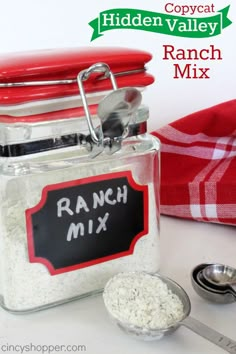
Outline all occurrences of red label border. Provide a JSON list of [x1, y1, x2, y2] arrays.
[[25, 171, 149, 275]]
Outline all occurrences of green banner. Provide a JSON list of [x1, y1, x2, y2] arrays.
[[89, 6, 232, 41]]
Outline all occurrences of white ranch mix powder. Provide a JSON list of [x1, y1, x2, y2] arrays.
[[103, 272, 184, 330]]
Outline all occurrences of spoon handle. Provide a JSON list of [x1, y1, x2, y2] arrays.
[[181, 316, 236, 354]]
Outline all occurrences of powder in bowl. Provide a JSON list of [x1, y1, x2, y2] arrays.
[[103, 272, 184, 330]]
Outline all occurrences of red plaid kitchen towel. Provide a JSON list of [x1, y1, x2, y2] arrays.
[[152, 99, 236, 225]]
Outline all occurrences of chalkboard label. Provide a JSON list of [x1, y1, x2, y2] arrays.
[[26, 171, 149, 275]]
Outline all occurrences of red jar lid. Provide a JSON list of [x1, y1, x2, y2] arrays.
[[0, 47, 154, 105]]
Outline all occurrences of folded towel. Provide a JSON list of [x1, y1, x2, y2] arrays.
[[152, 100, 236, 225]]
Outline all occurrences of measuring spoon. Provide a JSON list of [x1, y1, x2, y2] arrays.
[[191, 264, 236, 303], [203, 264, 236, 295], [104, 272, 236, 353], [197, 269, 236, 299]]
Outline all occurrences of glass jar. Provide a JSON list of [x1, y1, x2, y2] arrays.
[[0, 55, 160, 313]]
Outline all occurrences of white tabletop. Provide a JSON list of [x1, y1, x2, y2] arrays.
[[0, 216, 236, 354]]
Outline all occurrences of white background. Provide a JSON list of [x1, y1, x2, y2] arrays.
[[0, 0, 235, 130], [0, 2, 236, 354]]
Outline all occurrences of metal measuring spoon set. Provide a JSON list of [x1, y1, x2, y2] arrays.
[[191, 263, 236, 304]]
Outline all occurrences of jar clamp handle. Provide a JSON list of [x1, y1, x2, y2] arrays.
[[77, 62, 118, 146]]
